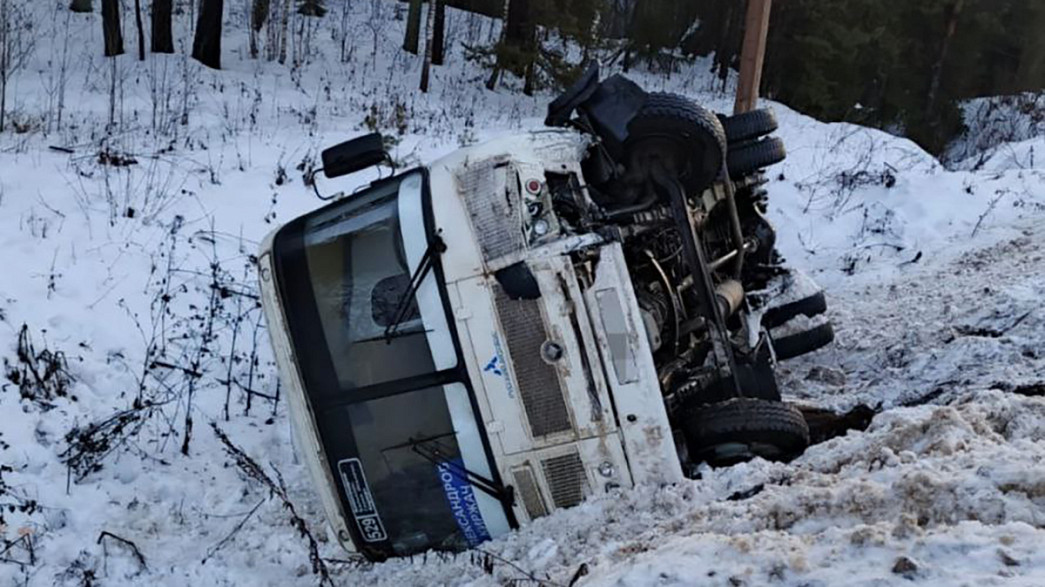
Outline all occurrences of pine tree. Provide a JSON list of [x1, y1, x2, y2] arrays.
[[627, 0, 697, 69], [481, 0, 608, 92]]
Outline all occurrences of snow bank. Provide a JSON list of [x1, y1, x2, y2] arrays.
[[763, 104, 1045, 290], [946, 93, 1045, 169], [343, 385, 1045, 586]]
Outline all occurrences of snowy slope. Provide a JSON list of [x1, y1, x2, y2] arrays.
[[946, 93, 1045, 169], [1, 3, 1044, 586]]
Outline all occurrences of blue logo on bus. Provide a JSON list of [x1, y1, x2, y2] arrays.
[[483, 355, 503, 376], [486, 333, 516, 398]]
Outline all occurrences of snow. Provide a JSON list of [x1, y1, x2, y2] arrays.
[[762, 104, 1045, 292], [946, 92, 1045, 169], [1, 3, 1044, 586]]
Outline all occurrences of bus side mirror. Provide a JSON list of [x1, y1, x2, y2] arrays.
[[321, 133, 388, 179]]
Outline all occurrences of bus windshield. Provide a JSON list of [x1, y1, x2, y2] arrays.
[[272, 171, 510, 557]]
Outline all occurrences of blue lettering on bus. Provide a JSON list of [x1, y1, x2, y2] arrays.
[[437, 459, 492, 547]]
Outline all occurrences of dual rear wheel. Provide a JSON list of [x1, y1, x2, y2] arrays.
[[626, 95, 826, 468], [679, 398, 810, 466]]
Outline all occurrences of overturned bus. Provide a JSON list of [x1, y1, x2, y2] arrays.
[[258, 67, 834, 561]]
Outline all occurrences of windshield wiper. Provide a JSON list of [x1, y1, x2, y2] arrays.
[[384, 233, 446, 344], [408, 436, 515, 507]]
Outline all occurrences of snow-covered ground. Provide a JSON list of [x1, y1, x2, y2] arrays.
[[946, 93, 1045, 170], [1, 3, 1044, 586]]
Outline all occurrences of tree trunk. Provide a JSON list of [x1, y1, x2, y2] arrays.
[[682, 0, 717, 55], [101, 0, 124, 57], [133, 0, 145, 60], [504, 0, 536, 90], [404, 0, 422, 54], [107, 55, 118, 128], [432, 0, 446, 65], [485, 0, 511, 90], [250, 0, 270, 59], [926, 0, 964, 114], [265, 0, 279, 60], [420, 0, 436, 92], [192, 0, 224, 69], [69, 0, 93, 13], [720, 3, 738, 87], [504, 0, 532, 46], [1014, 6, 1045, 92], [278, 0, 290, 64], [151, 0, 173, 53], [0, 68, 6, 134], [714, 0, 744, 89], [0, 0, 7, 133], [339, 0, 350, 62], [523, 59, 535, 96], [606, 0, 636, 39]]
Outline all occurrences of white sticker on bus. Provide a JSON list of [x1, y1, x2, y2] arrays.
[[337, 458, 388, 543]]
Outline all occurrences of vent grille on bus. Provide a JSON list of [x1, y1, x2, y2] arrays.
[[541, 452, 588, 510], [512, 467, 548, 520], [458, 162, 525, 261], [493, 286, 572, 437]]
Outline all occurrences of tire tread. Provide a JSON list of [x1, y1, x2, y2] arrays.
[[721, 109, 778, 143], [772, 321, 835, 361], [727, 136, 787, 178]]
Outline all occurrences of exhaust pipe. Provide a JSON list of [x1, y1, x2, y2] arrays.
[[715, 280, 744, 318]]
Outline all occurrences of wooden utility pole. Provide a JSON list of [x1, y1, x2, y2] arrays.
[[734, 0, 772, 114]]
